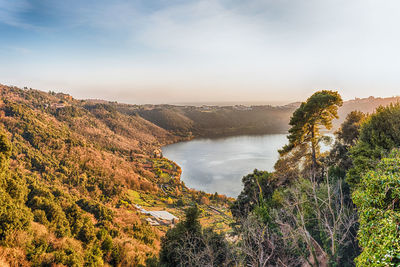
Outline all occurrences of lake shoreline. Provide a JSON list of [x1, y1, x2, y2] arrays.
[[162, 133, 334, 197], [162, 134, 290, 197]]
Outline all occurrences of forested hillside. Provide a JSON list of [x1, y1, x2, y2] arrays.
[[135, 105, 294, 137], [114, 96, 400, 138], [0, 85, 232, 266], [2, 85, 400, 266]]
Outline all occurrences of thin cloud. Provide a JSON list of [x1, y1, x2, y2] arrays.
[[0, 0, 31, 28]]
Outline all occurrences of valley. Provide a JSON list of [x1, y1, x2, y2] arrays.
[[1, 84, 400, 266]]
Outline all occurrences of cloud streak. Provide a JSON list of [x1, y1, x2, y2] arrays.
[[0, 0, 32, 28]]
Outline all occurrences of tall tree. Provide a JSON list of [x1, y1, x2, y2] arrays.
[[230, 170, 274, 220], [280, 90, 343, 175], [159, 205, 231, 267], [336, 111, 366, 147], [329, 111, 366, 174]]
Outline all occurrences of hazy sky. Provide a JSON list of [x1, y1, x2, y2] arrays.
[[1, 0, 400, 104]]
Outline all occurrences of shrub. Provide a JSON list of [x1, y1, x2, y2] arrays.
[[353, 150, 400, 266], [347, 104, 400, 188], [0, 190, 32, 242], [76, 199, 114, 222]]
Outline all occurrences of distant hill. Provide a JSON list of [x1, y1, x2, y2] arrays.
[[116, 104, 295, 137], [335, 96, 400, 128], [114, 96, 400, 137]]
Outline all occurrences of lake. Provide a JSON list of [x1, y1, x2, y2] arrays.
[[163, 134, 335, 197], [162, 134, 289, 197]]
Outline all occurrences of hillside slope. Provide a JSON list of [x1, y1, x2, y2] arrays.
[[118, 104, 295, 137], [0, 85, 232, 266]]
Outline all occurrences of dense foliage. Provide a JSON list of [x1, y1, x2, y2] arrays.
[[159, 206, 231, 267], [0, 85, 232, 266], [347, 104, 400, 188], [230, 170, 274, 220], [353, 150, 400, 266], [329, 111, 366, 174]]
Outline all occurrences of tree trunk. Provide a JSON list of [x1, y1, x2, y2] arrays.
[[311, 124, 317, 177]]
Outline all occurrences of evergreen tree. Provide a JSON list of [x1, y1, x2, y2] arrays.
[[159, 205, 230, 267], [280, 90, 343, 175]]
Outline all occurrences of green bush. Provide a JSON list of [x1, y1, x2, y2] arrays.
[[33, 209, 49, 225], [0, 189, 32, 241], [76, 199, 114, 222], [353, 150, 400, 266], [85, 245, 104, 266], [347, 104, 400, 188], [28, 195, 71, 237], [77, 217, 97, 244]]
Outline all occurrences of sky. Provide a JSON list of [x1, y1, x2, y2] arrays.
[[1, 0, 400, 105]]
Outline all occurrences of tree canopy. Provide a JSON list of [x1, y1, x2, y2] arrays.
[[230, 170, 274, 220], [159, 205, 230, 267], [328, 111, 366, 175], [347, 103, 400, 188], [278, 90, 343, 177]]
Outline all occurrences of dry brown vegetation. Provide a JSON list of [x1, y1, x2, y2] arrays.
[[0, 85, 233, 266]]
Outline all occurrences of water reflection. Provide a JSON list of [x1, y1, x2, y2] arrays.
[[162, 134, 333, 197]]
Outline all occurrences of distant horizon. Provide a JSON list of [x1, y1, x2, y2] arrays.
[[5, 79, 400, 106], [4, 82, 400, 107]]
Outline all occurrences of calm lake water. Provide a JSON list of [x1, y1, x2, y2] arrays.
[[162, 134, 288, 197], [163, 134, 334, 197]]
